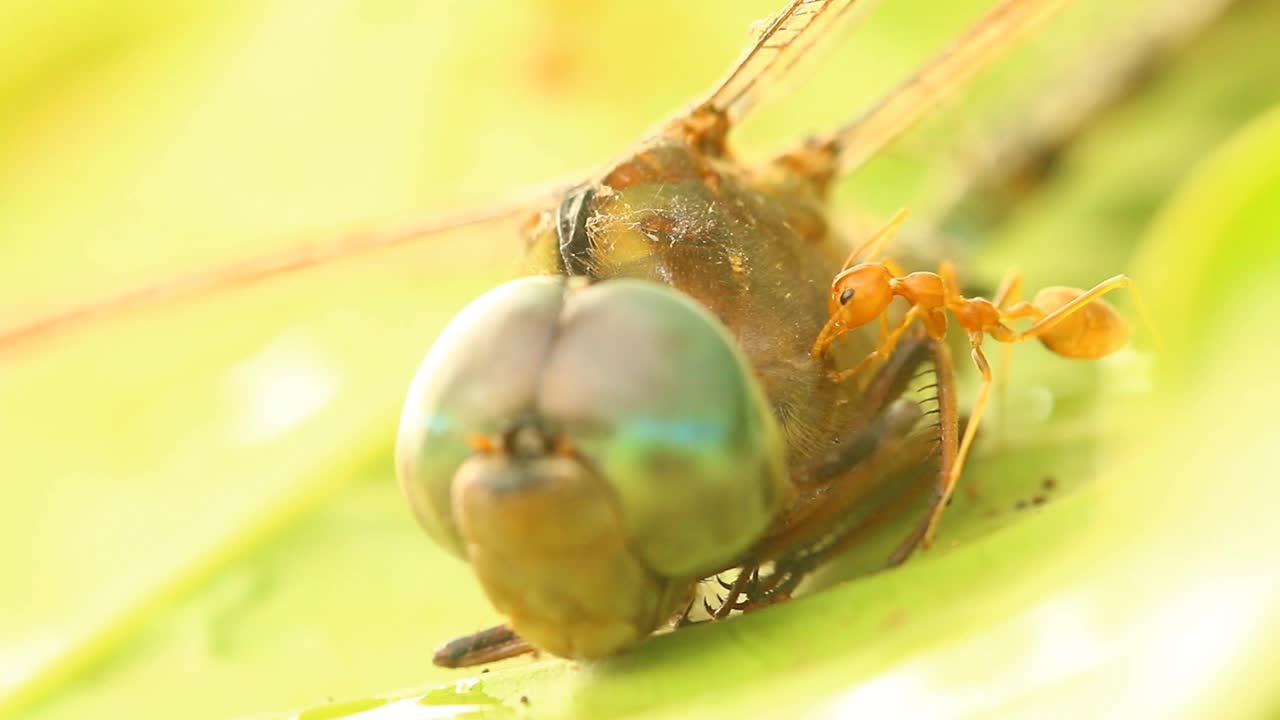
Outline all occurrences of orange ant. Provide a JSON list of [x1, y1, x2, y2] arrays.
[[811, 209, 1156, 547]]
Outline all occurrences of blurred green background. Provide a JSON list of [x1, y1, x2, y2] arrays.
[[1, 1, 1278, 718]]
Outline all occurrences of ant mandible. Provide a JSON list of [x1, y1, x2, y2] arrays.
[[811, 209, 1156, 548]]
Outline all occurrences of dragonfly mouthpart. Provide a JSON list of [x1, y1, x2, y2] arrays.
[[503, 420, 553, 459]]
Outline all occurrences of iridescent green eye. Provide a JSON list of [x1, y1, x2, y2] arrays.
[[540, 279, 790, 576], [394, 276, 569, 559], [394, 276, 790, 657], [395, 276, 789, 575]]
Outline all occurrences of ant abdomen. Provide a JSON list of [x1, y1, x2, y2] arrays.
[[1032, 286, 1129, 359]]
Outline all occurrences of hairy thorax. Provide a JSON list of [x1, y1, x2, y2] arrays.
[[524, 135, 879, 466]]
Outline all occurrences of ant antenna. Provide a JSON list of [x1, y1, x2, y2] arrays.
[[841, 208, 909, 271]]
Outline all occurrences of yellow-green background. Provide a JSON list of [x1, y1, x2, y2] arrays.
[[2, 1, 1278, 718]]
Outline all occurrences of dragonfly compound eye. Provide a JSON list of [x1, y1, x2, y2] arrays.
[[395, 276, 790, 658]]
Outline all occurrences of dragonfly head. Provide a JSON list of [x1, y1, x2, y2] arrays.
[[396, 276, 790, 658]]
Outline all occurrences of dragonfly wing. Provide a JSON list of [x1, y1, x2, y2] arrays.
[[0, 197, 557, 352], [699, 0, 879, 124], [818, 0, 1074, 175]]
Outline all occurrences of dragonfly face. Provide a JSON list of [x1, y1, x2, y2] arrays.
[[396, 276, 789, 658]]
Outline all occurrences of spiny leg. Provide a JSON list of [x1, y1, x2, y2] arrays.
[[753, 336, 938, 556], [762, 424, 940, 584], [707, 563, 806, 616], [745, 338, 961, 588], [674, 589, 703, 628], [924, 331, 993, 547], [775, 353, 959, 573], [709, 566, 759, 620], [885, 338, 960, 566], [783, 341, 960, 572]]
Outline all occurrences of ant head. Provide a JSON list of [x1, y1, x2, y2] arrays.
[[829, 263, 894, 329]]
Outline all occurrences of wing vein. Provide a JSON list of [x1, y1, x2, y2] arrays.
[[823, 0, 1074, 175], [0, 198, 548, 351], [702, 0, 877, 123]]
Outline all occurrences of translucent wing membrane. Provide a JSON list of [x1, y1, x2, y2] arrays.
[[817, 0, 1073, 175], [932, 0, 1238, 219], [700, 0, 876, 122], [0, 200, 545, 352], [0, 0, 1071, 353]]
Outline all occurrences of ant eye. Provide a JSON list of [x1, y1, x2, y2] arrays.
[[839, 289, 855, 305]]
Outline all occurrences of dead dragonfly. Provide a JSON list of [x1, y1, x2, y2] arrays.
[[3, 0, 1171, 670]]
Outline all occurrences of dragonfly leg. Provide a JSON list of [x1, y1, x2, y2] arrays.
[[432, 624, 537, 669], [923, 332, 992, 547], [753, 335, 956, 564], [708, 566, 759, 620]]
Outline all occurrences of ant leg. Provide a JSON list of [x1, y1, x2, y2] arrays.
[[883, 257, 909, 278], [993, 269, 1024, 309], [1017, 274, 1128, 339], [923, 331, 993, 547], [1001, 302, 1042, 321], [433, 624, 536, 668], [870, 259, 909, 346], [991, 269, 1025, 455], [997, 271, 1042, 323], [985, 339, 1015, 463], [938, 260, 961, 297], [831, 306, 925, 382], [1015, 274, 1160, 348]]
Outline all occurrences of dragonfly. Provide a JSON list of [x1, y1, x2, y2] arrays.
[[0, 0, 1245, 710]]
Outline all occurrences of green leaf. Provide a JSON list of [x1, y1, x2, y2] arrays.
[[2, 2, 1278, 719]]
